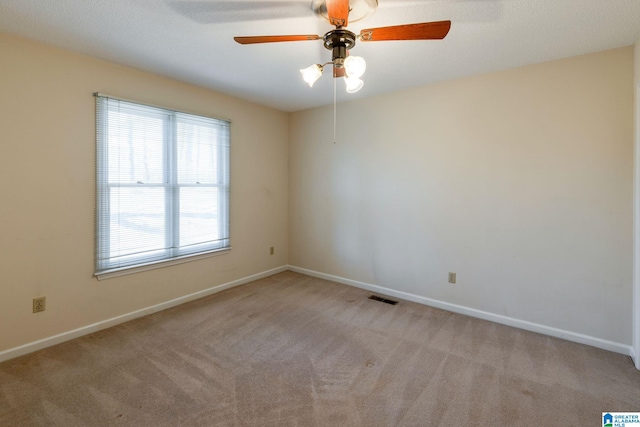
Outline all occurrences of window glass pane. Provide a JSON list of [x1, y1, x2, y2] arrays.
[[108, 108, 165, 184], [176, 118, 219, 184], [109, 187, 166, 260], [179, 187, 220, 248]]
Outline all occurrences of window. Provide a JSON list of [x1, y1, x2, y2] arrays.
[[95, 94, 230, 278]]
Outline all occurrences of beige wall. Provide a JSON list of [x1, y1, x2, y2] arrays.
[[290, 47, 634, 344], [0, 30, 634, 357], [0, 33, 289, 353]]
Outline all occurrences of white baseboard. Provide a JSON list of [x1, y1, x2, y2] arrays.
[[0, 266, 289, 363], [289, 265, 632, 357], [2, 265, 632, 364], [632, 346, 640, 369]]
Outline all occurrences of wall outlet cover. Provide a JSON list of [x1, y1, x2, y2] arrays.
[[33, 297, 46, 313]]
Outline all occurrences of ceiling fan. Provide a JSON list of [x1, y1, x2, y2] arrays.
[[234, 0, 451, 93]]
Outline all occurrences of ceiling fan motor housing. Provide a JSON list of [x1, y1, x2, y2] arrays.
[[312, 0, 379, 24], [323, 29, 356, 67]]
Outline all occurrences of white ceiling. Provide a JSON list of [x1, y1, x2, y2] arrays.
[[0, 0, 639, 112]]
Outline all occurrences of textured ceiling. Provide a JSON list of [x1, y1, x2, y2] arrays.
[[0, 0, 639, 112]]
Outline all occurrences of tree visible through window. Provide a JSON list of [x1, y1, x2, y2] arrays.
[[95, 94, 230, 276]]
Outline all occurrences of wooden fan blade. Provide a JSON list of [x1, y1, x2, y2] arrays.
[[359, 20, 451, 42], [326, 0, 349, 27], [234, 34, 320, 44]]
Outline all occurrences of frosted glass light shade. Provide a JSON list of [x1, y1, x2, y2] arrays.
[[300, 64, 323, 87], [344, 76, 364, 93], [344, 56, 366, 78]]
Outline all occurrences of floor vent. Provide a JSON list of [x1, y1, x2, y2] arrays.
[[369, 295, 399, 305]]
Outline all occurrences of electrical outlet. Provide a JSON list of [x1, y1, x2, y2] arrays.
[[270, 246, 274, 255], [33, 297, 46, 313], [448, 272, 456, 284]]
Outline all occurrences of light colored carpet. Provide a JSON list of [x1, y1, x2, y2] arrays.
[[1, 271, 638, 426]]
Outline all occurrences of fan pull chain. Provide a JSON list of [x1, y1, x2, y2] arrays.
[[333, 73, 337, 144]]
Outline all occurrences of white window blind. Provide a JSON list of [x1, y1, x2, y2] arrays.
[[95, 94, 230, 276]]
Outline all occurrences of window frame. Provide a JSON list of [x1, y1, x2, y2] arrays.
[[94, 94, 230, 280]]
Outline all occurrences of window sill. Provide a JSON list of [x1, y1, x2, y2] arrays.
[[94, 248, 231, 281]]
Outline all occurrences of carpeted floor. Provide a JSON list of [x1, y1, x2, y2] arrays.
[[1, 271, 638, 426]]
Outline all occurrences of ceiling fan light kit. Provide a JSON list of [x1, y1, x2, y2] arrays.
[[344, 76, 364, 93], [299, 61, 366, 92], [235, 0, 450, 94], [300, 64, 324, 87], [343, 55, 366, 78], [342, 55, 366, 93]]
